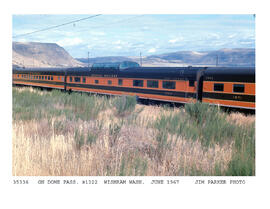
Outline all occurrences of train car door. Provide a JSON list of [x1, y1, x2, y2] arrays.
[[64, 71, 67, 91], [196, 68, 206, 102]]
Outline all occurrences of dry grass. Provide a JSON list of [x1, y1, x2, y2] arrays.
[[12, 113, 233, 176], [227, 112, 255, 126], [12, 87, 255, 176]]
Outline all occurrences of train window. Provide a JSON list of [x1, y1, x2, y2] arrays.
[[95, 80, 99, 84], [62, 77, 64, 81], [118, 79, 123, 86], [162, 81, 176, 89], [17, 75, 19, 78], [83, 77, 86, 83], [74, 77, 81, 82], [39, 76, 41, 79], [45, 76, 47, 80], [58, 76, 60, 80], [133, 80, 143, 87], [51, 76, 53, 80], [233, 84, 245, 93], [42, 76, 44, 80], [214, 83, 224, 91], [147, 80, 159, 88], [70, 77, 73, 82], [189, 80, 195, 87], [108, 80, 112, 85]]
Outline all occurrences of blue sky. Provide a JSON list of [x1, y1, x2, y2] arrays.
[[12, 14, 255, 58]]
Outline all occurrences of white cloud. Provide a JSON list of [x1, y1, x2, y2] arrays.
[[89, 31, 105, 36], [168, 37, 184, 44], [228, 33, 237, 39], [57, 37, 82, 46], [113, 40, 122, 45], [16, 38, 27, 42], [148, 48, 156, 53], [169, 39, 178, 44], [240, 41, 254, 45], [87, 44, 93, 49], [207, 33, 220, 40], [141, 26, 149, 31]]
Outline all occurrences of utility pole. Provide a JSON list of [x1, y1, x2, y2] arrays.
[[216, 55, 218, 67], [88, 51, 90, 68], [140, 52, 142, 67]]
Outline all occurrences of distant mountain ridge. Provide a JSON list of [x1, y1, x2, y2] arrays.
[[12, 42, 83, 68], [12, 41, 255, 68], [77, 48, 255, 67]]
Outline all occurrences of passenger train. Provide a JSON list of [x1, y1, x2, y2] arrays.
[[12, 61, 255, 110]]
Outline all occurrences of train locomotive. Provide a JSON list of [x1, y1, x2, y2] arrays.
[[12, 61, 255, 110]]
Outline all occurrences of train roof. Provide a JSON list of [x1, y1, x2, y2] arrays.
[[12, 66, 255, 82], [204, 67, 255, 82], [92, 61, 140, 70], [13, 67, 66, 73], [65, 66, 204, 79], [121, 66, 202, 73], [205, 67, 255, 75]]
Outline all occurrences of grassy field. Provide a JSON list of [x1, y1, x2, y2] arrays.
[[12, 86, 255, 176]]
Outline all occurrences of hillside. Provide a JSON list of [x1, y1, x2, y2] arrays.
[[77, 48, 255, 67], [12, 42, 83, 68], [148, 48, 255, 66], [13, 42, 255, 68]]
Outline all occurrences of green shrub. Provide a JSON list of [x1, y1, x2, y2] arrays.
[[86, 131, 97, 146], [226, 122, 255, 176], [113, 95, 137, 117], [118, 153, 148, 176], [74, 128, 85, 149], [74, 128, 98, 149]]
